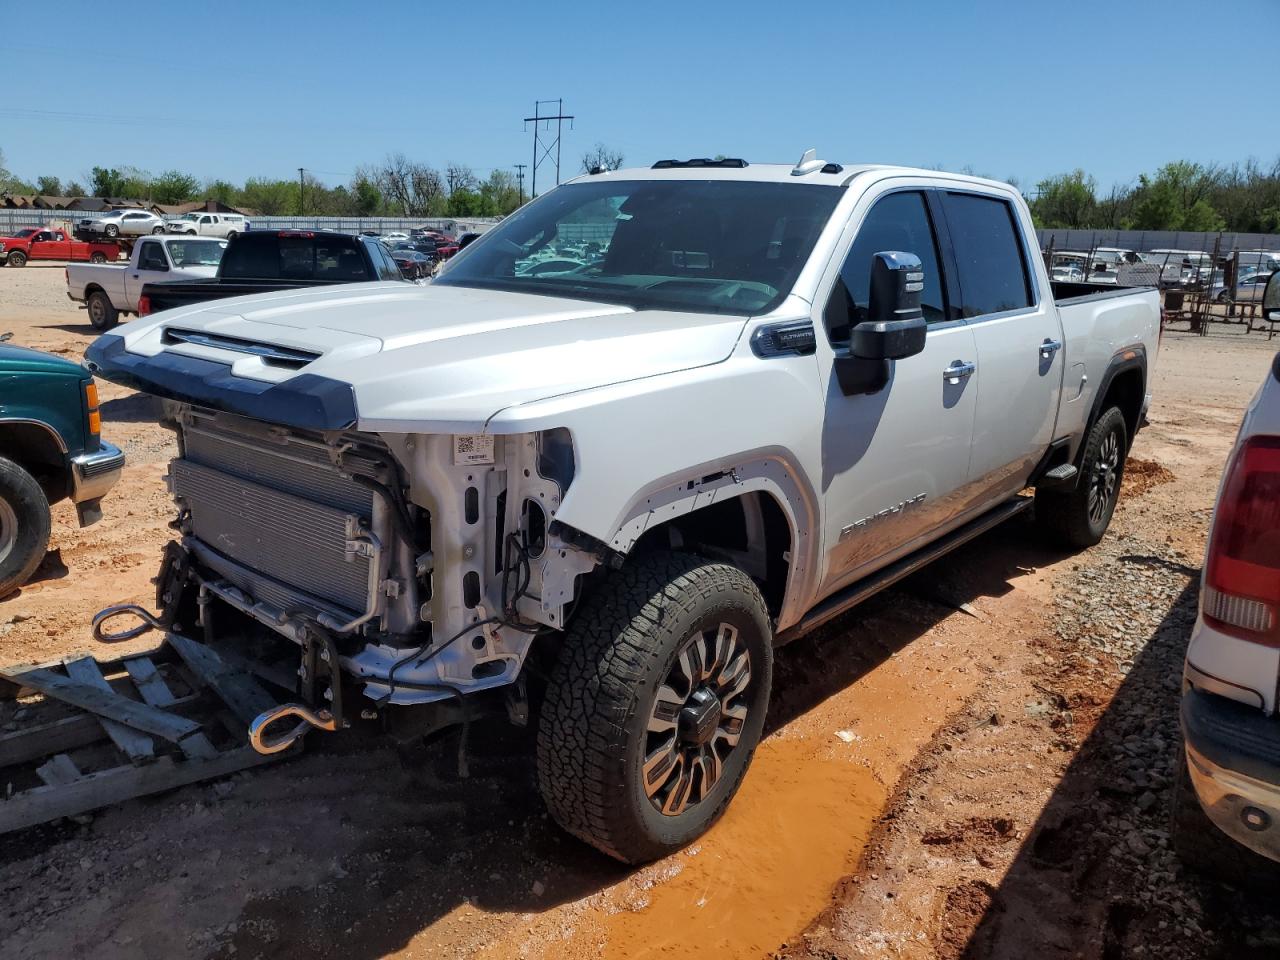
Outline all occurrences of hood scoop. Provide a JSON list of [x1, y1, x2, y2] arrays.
[[162, 328, 321, 370]]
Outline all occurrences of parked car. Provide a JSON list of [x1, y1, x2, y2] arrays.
[[0, 228, 121, 268], [78, 209, 166, 239], [379, 232, 411, 247], [1176, 272, 1280, 872], [137, 230, 408, 315], [67, 235, 227, 330], [1211, 271, 1273, 303], [0, 339, 124, 595], [86, 157, 1159, 864], [164, 212, 249, 239], [389, 248, 434, 280]]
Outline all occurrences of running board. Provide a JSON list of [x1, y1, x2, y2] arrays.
[[776, 496, 1034, 645]]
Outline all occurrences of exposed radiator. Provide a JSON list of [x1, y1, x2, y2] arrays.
[[172, 425, 377, 615]]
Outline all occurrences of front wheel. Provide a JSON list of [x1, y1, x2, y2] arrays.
[[1037, 406, 1128, 548], [0, 456, 51, 598], [7, 251, 26, 268], [224, 230, 237, 239], [104, 224, 119, 238], [536, 552, 773, 863], [151, 226, 164, 235]]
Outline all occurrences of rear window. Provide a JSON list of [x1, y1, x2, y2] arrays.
[[218, 234, 369, 280], [940, 192, 1034, 317]]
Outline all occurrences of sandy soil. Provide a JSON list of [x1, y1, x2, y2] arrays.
[[1, 263, 1277, 959]]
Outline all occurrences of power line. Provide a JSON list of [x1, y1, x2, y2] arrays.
[[523, 100, 574, 199]]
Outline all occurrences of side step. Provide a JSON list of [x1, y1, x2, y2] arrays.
[[776, 496, 1034, 644], [1037, 463, 1079, 489], [0, 634, 300, 834]]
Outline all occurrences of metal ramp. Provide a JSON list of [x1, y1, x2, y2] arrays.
[[0, 634, 298, 834]]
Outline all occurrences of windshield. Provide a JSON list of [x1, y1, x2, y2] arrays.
[[435, 179, 842, 314], [167, 239, 226, 267]]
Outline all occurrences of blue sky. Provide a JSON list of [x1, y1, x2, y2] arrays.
[[2, 0, 1277, 194]]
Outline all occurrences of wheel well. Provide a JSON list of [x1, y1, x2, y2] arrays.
[[1098, 366, 1144, 448], [0, 422, 68, 503], [85, 284, 105, 298], [629, 492, 793, 616]]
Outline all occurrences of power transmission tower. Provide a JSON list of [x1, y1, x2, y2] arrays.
[[523, 99, 574, 199], [514, 164, 527, 205]]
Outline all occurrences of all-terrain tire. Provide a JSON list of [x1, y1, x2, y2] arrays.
[[87, 290, 120, 331], [536, 552, 773, 863], [0, 455, 51, 598], [1037, 406, 1128, 548], [7, 250, 27, 268], [1170, 749, 1280, 883]]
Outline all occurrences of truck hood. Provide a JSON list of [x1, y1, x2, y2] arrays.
[[86, 281, 749, 432]]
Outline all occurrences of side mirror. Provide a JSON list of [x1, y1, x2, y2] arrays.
[[1265, 272, 1280, 323], [835, 251, 928, 396]]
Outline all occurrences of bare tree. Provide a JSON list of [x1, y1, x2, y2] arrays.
[[581, 143, 624, 173], [377, 153, 446, 217], [445, 163, 478, 195]]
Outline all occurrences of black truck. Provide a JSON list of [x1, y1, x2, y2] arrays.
[[140, 230, 408, 315]]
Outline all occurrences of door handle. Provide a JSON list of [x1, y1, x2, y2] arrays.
[[943, 360, 976, 382], [1040, 338, 1063, 359]]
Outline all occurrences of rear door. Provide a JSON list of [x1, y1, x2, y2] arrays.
[[937, 189, 1064, 503], [817, 185, 980, 595]]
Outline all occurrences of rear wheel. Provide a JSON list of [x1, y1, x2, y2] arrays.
[[87, 290, 120, 331], [225, 230, 238, 239], [89, 252, 107, 264], [1037, 406, 1127, 548], [0, 456, 51, 598], [104, 224, 119, 238], [536, 552, 772, 863], [7, 250, 27, 268]]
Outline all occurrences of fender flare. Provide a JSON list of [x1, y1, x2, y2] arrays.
[[604, 454, 820, 632], [1084, 345, 1147, 450]]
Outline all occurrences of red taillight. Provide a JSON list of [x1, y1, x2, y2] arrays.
[[138, 294, 151, 316], [1204, 435, 1280, 647]]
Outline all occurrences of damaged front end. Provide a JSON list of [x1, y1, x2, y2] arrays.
[[96, 402, 602, 754]]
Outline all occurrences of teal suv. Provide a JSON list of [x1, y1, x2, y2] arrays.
[[0, 340, 124, 596]]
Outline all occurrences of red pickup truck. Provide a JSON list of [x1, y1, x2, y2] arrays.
[[0, 228, 121, 268]]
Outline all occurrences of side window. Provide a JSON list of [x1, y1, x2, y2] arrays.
[[824, 190, 947, 343], [139, 242, 168, 270], [378, 245, 403, 281], [939, 192, 1033, 318]]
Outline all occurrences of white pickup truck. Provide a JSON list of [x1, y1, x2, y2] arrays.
[[86, 155, 1160, 862], [66, 235, 227, 331]]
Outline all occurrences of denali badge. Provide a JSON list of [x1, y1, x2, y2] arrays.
[[839, 493, 927, 541]]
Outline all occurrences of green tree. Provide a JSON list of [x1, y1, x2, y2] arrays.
[[35, 175, 63, 196], [1030, 170, 1096, 228], [446, 188, 484, 217], [1130, 161, 1225, 231], [0, 148, 35, 194], [65, 181, 85, 197], [351, 170, 384, 216], [478, 170, 522, 216], [239, 178, 297, 215], [150, 169, 199, 205], [203, 179, 239, 205]]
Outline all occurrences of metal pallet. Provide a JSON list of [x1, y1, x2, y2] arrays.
[[0, 634, 297, 834]]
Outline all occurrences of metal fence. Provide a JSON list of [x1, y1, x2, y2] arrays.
[[1036, 229, 1280, 255], [0, 209, 499, 235]]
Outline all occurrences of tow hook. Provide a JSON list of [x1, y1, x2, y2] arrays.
[[249, 703, 339, 755], [93, 603, 169, 642]]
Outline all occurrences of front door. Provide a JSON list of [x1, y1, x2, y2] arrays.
[[817, 187, 979, 596], [936, 189, 1064, 502], [129, 240, 171, 301]]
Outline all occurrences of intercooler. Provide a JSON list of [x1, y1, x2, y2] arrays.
[[171, 423, 379, 619]]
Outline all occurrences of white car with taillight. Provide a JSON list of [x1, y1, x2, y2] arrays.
[[1178, 272, 1280, 868]]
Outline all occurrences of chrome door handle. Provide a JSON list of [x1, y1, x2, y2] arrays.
[[1040, 338, 1063, 358], [943, 360, 976, 381]]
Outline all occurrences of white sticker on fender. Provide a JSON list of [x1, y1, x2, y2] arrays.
[[452, 434, 495, 466]]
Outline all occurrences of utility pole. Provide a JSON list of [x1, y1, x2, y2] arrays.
[[514, 164, 527, 205], [297, 167, 305, 216], [523, 99, 574, 199]]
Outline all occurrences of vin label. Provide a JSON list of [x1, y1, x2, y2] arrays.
[[452, 434, 495, 466]]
